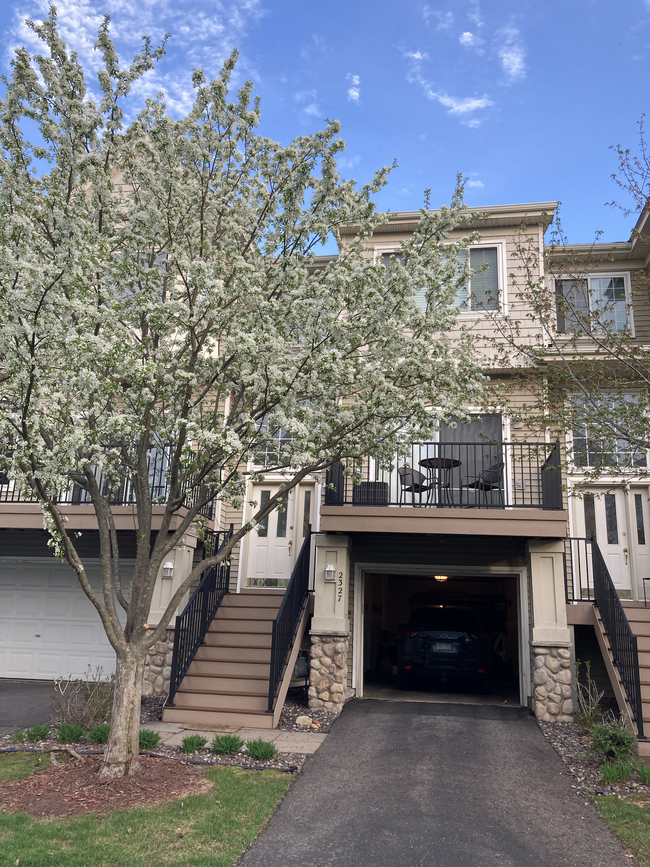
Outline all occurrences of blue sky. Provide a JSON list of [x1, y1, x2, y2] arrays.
[[1, 0, 649, 245]]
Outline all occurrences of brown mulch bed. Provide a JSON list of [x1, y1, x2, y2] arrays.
[[0, 755, 209, 818]]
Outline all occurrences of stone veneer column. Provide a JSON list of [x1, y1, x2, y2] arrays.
[[308, 633, 349, 714], [142, 629, 174, 696], [532, 645, 573, 722]]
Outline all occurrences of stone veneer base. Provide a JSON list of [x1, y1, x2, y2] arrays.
[[532, 645, 573, 723], [142, 629, 175, 697], [308, 633, 349, 715]]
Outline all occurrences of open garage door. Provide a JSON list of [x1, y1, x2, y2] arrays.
[[361, 572, 522, 706], [0, 558, 129, 680]]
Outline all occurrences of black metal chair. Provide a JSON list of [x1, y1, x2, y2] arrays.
[[461, 462, 505, 506], [397, 466, 434, 505]]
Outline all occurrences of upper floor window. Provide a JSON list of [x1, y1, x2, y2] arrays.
[[556, 274, 629, 334], [571, 394, 646, 469], [382, 246, 501, 313], [455, 247, 500, 312]]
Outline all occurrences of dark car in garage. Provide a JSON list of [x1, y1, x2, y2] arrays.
[[397, 605, 493, 691]]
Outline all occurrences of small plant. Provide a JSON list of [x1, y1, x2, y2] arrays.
[[181, 734, 208, 754], [211, 734, 244, 755], [636, 760, 650, 785], [87, 724, 111, 745], [246, 738, 277, 761], [573, 659, 605, 733], [591, 718, 637, 763], [50, 666, 114, 729], [601, 761, 631, 784], [11, 731, 25, 744], [139, 729, 161, 750], [26, 725, 50, 742], [58, 723, 84, 744]]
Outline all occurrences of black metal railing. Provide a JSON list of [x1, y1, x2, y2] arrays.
[[325, 441, 562, 510], [564, 537, 595, 602], [166, 524, 234, 706], [0, 462, 214, 519], [591, 540, 644, 738], [267, 527, 312, 714]]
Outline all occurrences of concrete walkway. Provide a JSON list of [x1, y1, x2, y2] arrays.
[[144, 720, 327, 754], [239, 700, 633, 867]]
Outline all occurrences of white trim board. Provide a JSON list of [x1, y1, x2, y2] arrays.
[[352, 561, 531, 707]]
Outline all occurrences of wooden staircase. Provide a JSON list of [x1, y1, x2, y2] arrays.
[[163, 590, 284, 730], [621, 604, 650, 758]]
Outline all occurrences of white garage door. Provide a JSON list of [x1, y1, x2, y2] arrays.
[[0, 558, 130, 680]]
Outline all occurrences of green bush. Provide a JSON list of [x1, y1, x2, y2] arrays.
[[246, 738, 277, 761], [58, 723, 84, 744], [139, 729, 161, 750], [11, 731, 25, 744], [636, 760, 650, 785], [591, 719, 637, 763], [601, 761, 631, 784], [181, 734, 208, 754], [87, 724, 111, 745], [211, 734, 244, 755], [25, 725, 50, 742]]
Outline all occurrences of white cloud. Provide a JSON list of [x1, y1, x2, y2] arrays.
[[430, 91, 492, 115], [337, 154, 361, 169], [459, 31, 478, 46], [5, 0, 264, 116], [467, 179, 484, 187], [422, 7, 454, 30], [497, 26, 526, 81], [303, 103, 320, 117], [346, 72, 361, 103], [293, 89, 317, 103], [468, 2, 484, 27]]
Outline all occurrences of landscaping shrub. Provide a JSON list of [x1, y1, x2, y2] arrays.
[[181, 734, 208, 754], [636, 761, 650, 785], [58, 723, 84, 744], [600, 761, 631, 784], [246, 738, 277, 761], [573, 660, 605, 733], [211, 734, 244, 755], [11, 731, 25, 744], [591, 718, 637, 763], [87, 724, 111, 745], [50, 666, 114, 729], [25, 725, 50, 742], [139, 729, 161, 750]]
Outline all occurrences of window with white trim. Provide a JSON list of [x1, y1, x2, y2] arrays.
[[571, 393, 647, 469], [556, 274, 629, 334]]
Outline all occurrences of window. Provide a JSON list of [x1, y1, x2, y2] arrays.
[[455, 247, 499, 312], [556, 274, 628, 334], [257, 490, 271, 536], [254, 418, 291, 467], [571, 395, 647, 469], [635, 494, 646, 545], [382, 246, 500, 313]]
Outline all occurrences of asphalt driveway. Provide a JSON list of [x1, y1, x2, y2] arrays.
[[0, 680, 53, 735], [239, 700, 632, 867]]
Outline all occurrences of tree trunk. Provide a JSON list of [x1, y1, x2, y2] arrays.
[[99, 648, 146, 778]]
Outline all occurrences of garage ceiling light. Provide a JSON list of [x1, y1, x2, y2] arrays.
[[434, 575, 448, 582]]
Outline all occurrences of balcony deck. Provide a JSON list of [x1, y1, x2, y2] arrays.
[[321, 441, 568, 538]]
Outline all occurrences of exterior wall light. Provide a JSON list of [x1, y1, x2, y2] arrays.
[[324, 564, 336, 581], [162, 561, 174, 578], [434, 575, 448, 582]]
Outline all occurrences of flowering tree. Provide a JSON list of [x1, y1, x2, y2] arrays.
[[0, 13, 483, 777]]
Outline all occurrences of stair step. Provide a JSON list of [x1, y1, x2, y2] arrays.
[[209, 619, 272, 635], [221, 593, 283, 609], [216, 608, 278, 622], [636, 637, 650, 652], [180, 675, 268, 693], [163, 706, 274, 729], [202, 632, 272, 649], [173, 691, 268, 711], [188, 659, 270, 677]]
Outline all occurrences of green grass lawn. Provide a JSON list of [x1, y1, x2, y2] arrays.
[[0, 761, 293, 867], [0, 752, 51, 782], [595, 795, 650, 866]]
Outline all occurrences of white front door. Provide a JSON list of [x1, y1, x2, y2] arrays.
[[588, 489, 632, 595], [245, 482, 316, 588]]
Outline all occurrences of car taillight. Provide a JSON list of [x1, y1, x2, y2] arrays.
[[477, 668, 485, 674], [405, 630, 420, 638], [470, 633, 485, 640]]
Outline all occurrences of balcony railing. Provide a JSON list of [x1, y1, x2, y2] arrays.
[[325, 442, 562, 510], [0, 464, 214, 519]]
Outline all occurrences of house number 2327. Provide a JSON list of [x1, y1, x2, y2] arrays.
[[337, 573, 344, 602]]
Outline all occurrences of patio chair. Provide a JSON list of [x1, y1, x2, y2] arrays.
[[397, 466, 433, 505], [460, 462, 505, 506]]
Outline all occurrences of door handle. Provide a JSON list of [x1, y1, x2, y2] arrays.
[[623, 547, 628, 564]]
